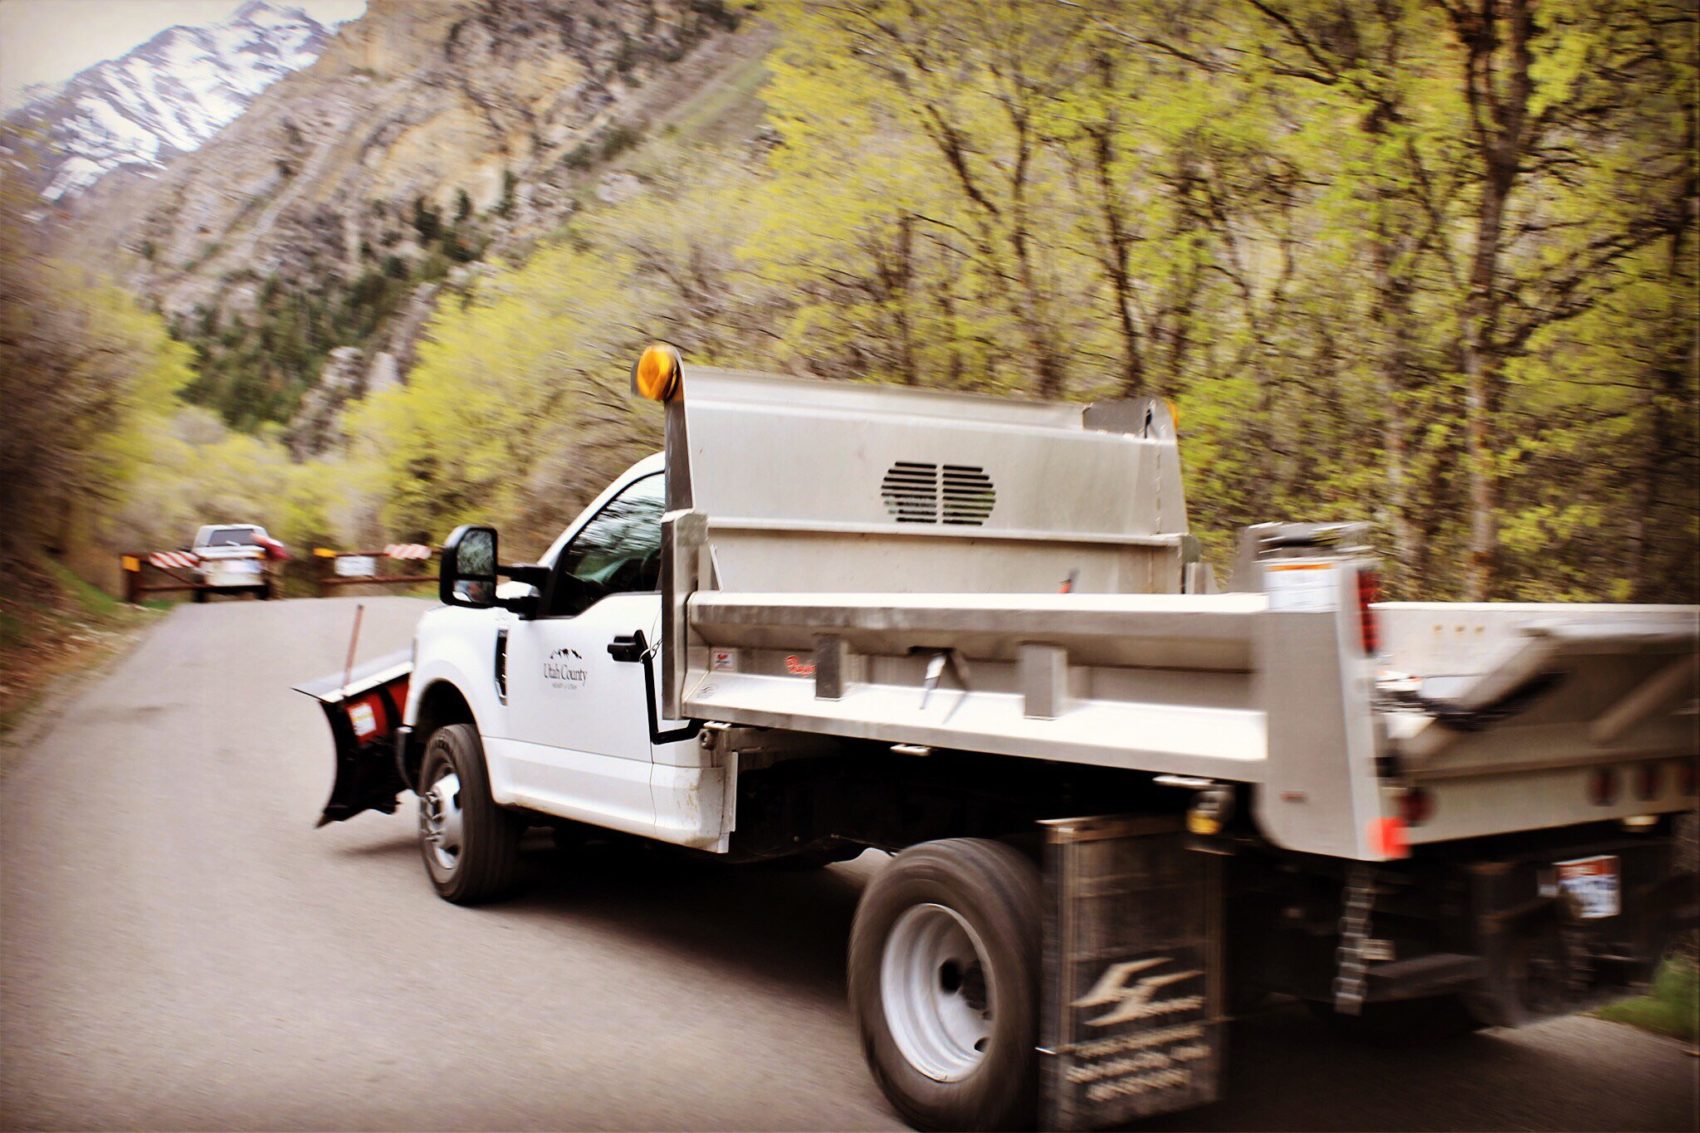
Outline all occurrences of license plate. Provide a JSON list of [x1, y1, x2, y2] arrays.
[[1556, 855, 1620, 919]]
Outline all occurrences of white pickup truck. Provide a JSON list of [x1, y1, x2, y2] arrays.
[[191, 523, 277, 600], [300, 347, 1697, 1131]]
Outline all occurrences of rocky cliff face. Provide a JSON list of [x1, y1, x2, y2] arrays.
[[3, 1, 335, 201], [71, 0, 746, 320], [55, 0, 758, 444]]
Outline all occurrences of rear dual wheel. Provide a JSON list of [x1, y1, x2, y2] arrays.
[[849, 838, 1042, 1131]]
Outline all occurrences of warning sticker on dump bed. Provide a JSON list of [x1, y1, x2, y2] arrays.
[[1265, 560, 1338, 611]]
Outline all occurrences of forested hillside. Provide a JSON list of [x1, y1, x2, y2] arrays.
[[4, 0, 1695, 605]]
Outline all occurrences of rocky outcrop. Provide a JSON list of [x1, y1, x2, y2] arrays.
[[283, 345, 366, 459], [367, 280, 442, 395]]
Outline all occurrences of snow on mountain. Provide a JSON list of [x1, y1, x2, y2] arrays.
[[4, 1, 335, 200]]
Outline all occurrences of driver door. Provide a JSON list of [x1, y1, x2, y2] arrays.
[[502, 472, 665, 833]]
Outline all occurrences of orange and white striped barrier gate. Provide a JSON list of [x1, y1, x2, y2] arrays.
[[314, 545, 440, 596], [121, 550, 205, 602]]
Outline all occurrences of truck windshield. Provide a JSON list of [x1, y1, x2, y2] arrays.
[[548, 474, 665, 616], [206, 530, 258, 547]]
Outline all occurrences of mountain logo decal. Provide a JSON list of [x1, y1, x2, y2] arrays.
[[544, 646, 586, 689]]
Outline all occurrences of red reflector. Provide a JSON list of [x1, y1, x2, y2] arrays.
[[1357, 569, 1381, 656], [1399, 787, 1434, 826], [1635, 762, 1661, 801], [1368, 816, 1409, 859], [1588, 767, 1618, 806]]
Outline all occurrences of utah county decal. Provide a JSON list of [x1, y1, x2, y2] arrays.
[[544, 646, 588, 691]]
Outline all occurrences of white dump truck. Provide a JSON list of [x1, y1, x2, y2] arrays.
[[299, 346, 1697, 1131]]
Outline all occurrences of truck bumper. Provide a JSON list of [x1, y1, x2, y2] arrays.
[[1459, 830, 1694, 1026], [1266, 824, 1692, 1026]]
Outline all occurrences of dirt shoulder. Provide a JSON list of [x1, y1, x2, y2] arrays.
[[0, 558, 164, 772]]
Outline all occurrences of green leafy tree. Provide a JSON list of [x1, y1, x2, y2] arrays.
[[0, 172, 193, 566]]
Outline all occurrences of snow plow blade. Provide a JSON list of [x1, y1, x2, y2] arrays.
[[293, 650, 412, 826]]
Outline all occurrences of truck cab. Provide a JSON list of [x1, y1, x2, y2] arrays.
[[404, 453, 727, 852]]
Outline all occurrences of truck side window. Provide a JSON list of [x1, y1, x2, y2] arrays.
[[547, 473, 665, 617]]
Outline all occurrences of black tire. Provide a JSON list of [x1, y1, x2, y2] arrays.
[[416, 723, 521, 904], [258, 581, 273, 600], [849, 838, 1042, 1131], [193, 587, 208, 603]]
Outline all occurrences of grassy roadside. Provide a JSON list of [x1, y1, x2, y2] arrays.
[[0, 556, 164, 744], [1594, 956, 1699, 1044]]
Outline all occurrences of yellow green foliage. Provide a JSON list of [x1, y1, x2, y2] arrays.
[[112, 409, 379, 556], [347, 141, 781, 554], [17, 2, 1694, 608], [0, 248, 195, 564]]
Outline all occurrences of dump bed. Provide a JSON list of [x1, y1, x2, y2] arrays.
[[651, 369, 1699, 861]]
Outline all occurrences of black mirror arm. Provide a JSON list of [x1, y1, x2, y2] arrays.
[[492, 563, 550, 616], [501, 563, 550, 588]]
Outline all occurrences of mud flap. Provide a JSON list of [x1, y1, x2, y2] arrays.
[[293, 650, 412, 827], [1041, 816, 1225, 1131]]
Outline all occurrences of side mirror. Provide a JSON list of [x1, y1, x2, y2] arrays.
[[441, 525, 499, 609]]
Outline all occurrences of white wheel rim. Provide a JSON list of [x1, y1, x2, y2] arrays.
[[881, 903, 993, 1082], [419, 769, 464, 872]]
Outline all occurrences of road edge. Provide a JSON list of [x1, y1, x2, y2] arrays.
[[0, 611, 162, 778]]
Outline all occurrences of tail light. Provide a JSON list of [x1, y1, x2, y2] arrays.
[[1679, 759, 1696, 797], [1356, 568, 1381, 656], [1588, 767, 1618, 806], [1635, 762, 1662, 801]]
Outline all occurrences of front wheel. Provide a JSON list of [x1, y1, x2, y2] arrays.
[[417, 724, 521, 904], [848, 838, 1042, 1131]]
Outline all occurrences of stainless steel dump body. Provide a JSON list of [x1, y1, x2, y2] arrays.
[[654, 369, 1699, 862]]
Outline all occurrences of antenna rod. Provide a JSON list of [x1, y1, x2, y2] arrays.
[[341, 603, 365, 696]]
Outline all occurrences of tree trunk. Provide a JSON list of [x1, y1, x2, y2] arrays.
[[1370, 223, 1420, 595], [1449, 0, 1535, 600], [1460, 191, 1506, 601], [1086, 125, 1146, 398]]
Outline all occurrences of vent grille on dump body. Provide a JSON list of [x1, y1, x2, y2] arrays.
[[881, 462, 996, 526]]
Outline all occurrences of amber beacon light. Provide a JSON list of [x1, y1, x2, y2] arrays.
[[632, 343, 683, 402]]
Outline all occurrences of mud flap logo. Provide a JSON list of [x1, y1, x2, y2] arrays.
[[1060, 952, 1213, 1109], [544, 647, 587, 690], [1072, 957, 1203, 1027]]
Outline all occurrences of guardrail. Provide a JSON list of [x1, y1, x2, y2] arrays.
[[313, 544, 437, 597]]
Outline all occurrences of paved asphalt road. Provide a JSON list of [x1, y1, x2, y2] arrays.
[[3, 597, 1695, 1131]]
